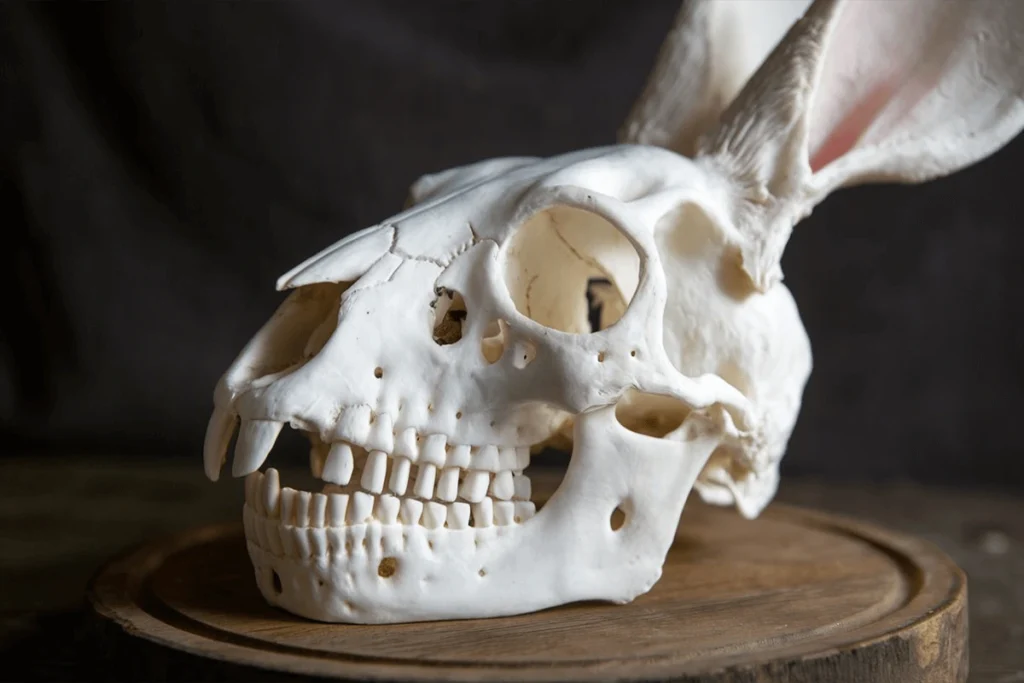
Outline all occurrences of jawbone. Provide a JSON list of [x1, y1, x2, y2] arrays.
[[244, 405, 719, 624]]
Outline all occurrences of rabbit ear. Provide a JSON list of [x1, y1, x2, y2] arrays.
[[620, 0, 812, 156], [700, 0, 1024, 291]]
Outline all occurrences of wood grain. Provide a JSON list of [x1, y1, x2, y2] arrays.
[[88, 499, 967, 682]]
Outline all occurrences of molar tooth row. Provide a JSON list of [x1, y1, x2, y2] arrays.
[[246, 470, 535, 530]]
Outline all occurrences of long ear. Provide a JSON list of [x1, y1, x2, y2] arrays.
[[620, 0, 812, 156], [700, 0, 1024, 292]]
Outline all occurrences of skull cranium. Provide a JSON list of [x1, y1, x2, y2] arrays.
[[203, 0, 1024, 623]]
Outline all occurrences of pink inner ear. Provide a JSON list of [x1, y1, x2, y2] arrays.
[[809, 80, 896, 173]]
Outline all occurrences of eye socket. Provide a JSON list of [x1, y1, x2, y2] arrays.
[[503, 205, 640, 334]]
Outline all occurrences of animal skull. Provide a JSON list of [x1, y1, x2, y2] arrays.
[[203, 0, 1024, 624]]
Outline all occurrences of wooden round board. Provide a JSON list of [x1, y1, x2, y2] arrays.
[[88, 500, 967, 683]]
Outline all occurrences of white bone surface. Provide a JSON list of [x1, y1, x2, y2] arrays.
[[205, 0, 1024, 623]]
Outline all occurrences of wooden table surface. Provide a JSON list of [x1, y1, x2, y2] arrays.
[[1, 456, 1021, 682]]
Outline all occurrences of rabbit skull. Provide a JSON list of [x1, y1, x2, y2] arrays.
[[203, 0, 1024, 624], [203, 145, 811, 623]]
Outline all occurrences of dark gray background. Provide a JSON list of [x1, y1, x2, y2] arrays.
[[2, 1, 1022, 490]]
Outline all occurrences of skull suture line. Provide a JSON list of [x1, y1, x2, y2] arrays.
[[203, 0, 1024, 623]]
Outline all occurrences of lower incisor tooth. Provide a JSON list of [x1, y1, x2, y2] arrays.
[[245, 472, 262, 513], [377, 494, 400, 525], [423, 501, 447, 529], [295, 491, 312, 527], [389, 457, 411, 495], [447, 502, 470, 529], [265, 519, 284, 556], [361, 450, 388, 494], [494, 501, 515, 526], [460, 470, 490, 503], [310, 494, 328, 528], [435, 467, 460, 502], [491, 470, 514, 500], [472, 498, 493, 528], [413, 464, 437, 500], [514, 501, 536, 524], [327, 493, 349, 527], [262, 468, 281, 518], [400, 498, 424, 525], [349, 491, 374, 525], [280, 488, 297, 526], [255, 515, 271, 549]]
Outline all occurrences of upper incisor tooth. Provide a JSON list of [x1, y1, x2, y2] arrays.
[[421, 434, 447, 467], [472, 445, 500, 471], [491, 470, 514, 500], [336, 405, 372, 443], [322, 442, 355, 485], [435, 467, 460, 502], [309, 443, 328, 478], [395, 427, 420, 461], [366, 413, 395, 452], [513, 473, 532, 501], [447, 444, 471, 468], [262, 468, 282, 518], [498, 447, 517, 470], [413, 464, 437, 500], [388, 457, 411, 495], [361, 450, 388, 493], [460, 470, 490, 503], [447, 502, 470, 529], [515, 447, 530, 471], [232, 420, 284, 477]]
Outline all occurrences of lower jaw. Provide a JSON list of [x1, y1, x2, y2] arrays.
[[242, 405, 721, 624], [246, 512, 547, 623]]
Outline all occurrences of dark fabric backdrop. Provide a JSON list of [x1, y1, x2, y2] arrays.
[[2, 1, 1022, 490]]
